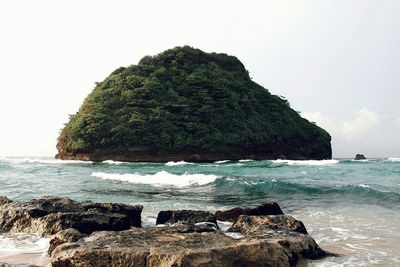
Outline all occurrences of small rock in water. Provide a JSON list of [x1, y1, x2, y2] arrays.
[[355, 154, 367, 160]]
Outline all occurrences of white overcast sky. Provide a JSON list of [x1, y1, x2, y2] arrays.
[[0, 0, 399, 158]]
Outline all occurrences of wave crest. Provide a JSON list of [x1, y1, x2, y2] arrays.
[[271, 159, 339, 166], [165, 161, 193, 166], [386, 158, 400, 162], [91, 171, 219, 188]]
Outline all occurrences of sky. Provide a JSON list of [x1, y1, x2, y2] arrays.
[[0, 0, 399, 158]]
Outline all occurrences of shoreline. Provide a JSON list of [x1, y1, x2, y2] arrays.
[[0, 252, 50, 266]]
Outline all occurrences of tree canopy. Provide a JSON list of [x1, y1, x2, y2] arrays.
[[57, 46, 331, 160]]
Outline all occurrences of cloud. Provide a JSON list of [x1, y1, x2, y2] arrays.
[[340, 108, 379, 141], [301, 108, 379, 141], [301, 111, 337, 134]]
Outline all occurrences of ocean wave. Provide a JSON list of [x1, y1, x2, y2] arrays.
[[238, 180, 400, 205], [101, 160, 125, 165], [214, 160, 230, 164], [0, 157, 93, 165], [165, 161, 193, 166], [271, 159, 339, 166], [386, 157, 400, 162], [91, 170, 219, 188], [0, 233, 49, 253], [238, 159, 254, 162]]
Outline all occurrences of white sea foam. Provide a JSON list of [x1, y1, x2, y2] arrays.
[[238, 159, 253, 162], [214, 160, 230, 164], [217, 220, 234, 232], [272, 159, 339, 166], [91, 170, 219, 188], [0, 157, 93, 165], [0, 233, 49, 253], [165, 161, 193, 166], [386, 157, 400, 162], [224, 232, 244, 239], [102, 160, 124, 165], [359, 184, 371, 188]]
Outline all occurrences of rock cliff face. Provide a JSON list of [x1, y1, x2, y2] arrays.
[[56, 46, 331, 162]]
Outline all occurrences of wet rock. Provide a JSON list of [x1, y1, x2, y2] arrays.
[[215, 202, 284, 222], [48, 228, 87, 256], [0, 196, 142, 236], [355, 154, 366, 160], [156, 210, 217, 226], [228, 215, 308, 235], [0, 196, 12, 206], [50, 216, 326, 267]]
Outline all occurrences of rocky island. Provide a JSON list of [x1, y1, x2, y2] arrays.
[[0, 196, 330, 266], [56, 46, 331, 162]]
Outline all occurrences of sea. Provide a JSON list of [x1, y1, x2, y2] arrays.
[[0, 157, 399, 266]]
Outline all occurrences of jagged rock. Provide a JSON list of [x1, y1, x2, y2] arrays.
[[48, 228, 87, 256], [0, 196, 12, 206], [215, 202, 284, 222], [0, 196, 142, 236], [355, 154, 366, 160], [228, 215, 308, 235], [50, 215, 326, 267], [156, 210, 217, 226]]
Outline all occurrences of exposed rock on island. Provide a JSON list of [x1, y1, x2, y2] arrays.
[[56, 46, 331, 162], [0, 196, 329, 267]]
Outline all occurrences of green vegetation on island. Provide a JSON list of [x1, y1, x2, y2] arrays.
[[56, 46, 331, 161]]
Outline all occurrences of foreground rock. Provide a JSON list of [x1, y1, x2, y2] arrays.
[[0, 197, 328, 266], [215, 202, 284, 222], [50, 215, 326, 267], [156, 210, 217, 226], [0, 196, 142, 236]]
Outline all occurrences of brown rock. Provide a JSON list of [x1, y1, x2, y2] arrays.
[[156, 210, 217, 226], [215, 202, 284, 222], [50, 217, 326, 267], [228, 215, 308, 235], [0, 196, 143, 236], [0, 196, 12, 206], [48, 228, 87, 256]]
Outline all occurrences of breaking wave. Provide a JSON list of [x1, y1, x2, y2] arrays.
[[271, 159, 339, 166], [386, 157, 400, 162], [0, 233, 49, 253], [91, 171, 219, 188], [165, 161, 193, 166]]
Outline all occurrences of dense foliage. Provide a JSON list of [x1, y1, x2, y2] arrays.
[[57, 46, 331, 158]]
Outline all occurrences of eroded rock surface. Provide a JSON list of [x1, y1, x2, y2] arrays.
[[0, 196, 142, 236], [50, 215, 325, 267], [0, 197, 327, 266], [156, 210, 217, 226], [228, 215, 308, 235], [215, 202, 284, 222]]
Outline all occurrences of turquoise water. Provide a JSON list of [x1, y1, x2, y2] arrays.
[[0, 157, 399, 266]]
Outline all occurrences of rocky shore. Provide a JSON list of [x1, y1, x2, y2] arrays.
[[0, 196, 329, 266]]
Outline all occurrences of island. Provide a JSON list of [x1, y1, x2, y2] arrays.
[[56, 46, 331, 162]]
